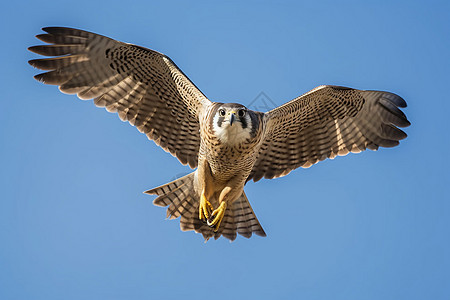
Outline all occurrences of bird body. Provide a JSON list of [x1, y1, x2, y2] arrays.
[[29, 27, 410, 241], [193, 103, 266, 234], [200, 103, 264, 181]]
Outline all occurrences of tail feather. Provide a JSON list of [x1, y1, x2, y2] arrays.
[[145, 172, 266, 241], [146, 173, 194, 219], [233, 192, 266, 238], [212, 207, 237, 241]]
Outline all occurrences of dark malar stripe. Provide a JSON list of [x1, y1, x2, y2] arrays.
[[217, 116, 225, 128], [240, 115, 247, 129]]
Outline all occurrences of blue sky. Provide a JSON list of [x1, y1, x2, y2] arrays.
[[1, 0, 449, 299]]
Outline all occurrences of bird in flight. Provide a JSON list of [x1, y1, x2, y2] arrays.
[[29, 27, 410, 241]]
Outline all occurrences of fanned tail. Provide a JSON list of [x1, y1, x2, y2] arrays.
[[231, 192, 266, 239], [145, 172, 266, 241], [213, 192, 266, 241]]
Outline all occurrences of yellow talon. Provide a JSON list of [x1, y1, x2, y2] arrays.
[[207, 201, 227, 232], [199, 191, 213, 221]]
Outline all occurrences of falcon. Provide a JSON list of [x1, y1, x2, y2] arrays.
[[28, 27, 410, 241]]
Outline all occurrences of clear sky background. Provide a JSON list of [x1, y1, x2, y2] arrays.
[[1, 1, 449, 299]]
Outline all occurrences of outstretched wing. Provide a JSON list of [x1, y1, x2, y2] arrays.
[[29, 27, 211, 168], [248, 85, 410, 182]]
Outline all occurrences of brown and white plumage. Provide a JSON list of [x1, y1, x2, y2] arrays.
[[248, 86, 410, 182], [147, 173, 265, 241], [29, 27, 410, 242], [29, 27, 209, 168]]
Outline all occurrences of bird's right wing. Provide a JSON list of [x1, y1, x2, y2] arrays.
[[29, 27, 211, 168], [248, 85, 410, 182]]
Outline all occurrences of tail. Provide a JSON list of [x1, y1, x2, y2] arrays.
[[145, 172, 266, 241]]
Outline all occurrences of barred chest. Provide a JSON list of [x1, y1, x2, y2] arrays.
[[201, 135, 259, 181], [198, 102, 265, 180]]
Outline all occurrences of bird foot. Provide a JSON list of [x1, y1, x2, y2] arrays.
[[207, 201, 227, 232], [199, 192, 213, 221]]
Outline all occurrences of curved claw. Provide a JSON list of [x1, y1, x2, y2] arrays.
[[199, 192, 213, 221], [207, 201, 227, 232]]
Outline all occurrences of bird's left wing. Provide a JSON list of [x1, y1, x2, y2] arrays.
[[248, 85, 410, 182], [29, 27, 211, 168]]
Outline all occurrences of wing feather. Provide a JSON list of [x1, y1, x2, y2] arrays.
[[29, 27, 211, 168], [248, 85, 410, 182]]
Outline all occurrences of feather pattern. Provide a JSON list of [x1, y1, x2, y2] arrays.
[[29, 28, 410, 242], [146, 173, 265, 241], [28, 27, 211, 168], [248, 85, 410, 182]]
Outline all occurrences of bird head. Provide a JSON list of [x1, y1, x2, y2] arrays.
[[212, 103, 253, 145]]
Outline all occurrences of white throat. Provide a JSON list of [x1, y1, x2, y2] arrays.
[[212, 116, 251, 145]]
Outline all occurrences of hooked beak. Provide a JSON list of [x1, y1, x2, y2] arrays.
[[229, 112, 236, 126]]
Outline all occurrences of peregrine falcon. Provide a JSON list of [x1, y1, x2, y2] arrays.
[[28, 27, 410, 241]]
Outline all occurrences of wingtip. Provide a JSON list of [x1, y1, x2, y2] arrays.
[[28, 45, 41, 54], [143, 189, 156, 195], [393, 95, 407, 108], [403, 119, 411, 128], [42, 26, 67, 33], [33, 74, 43, 82], [35, 33, 52, 43], [28, 59, 38, 68]]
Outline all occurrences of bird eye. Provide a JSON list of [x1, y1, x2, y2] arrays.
[[219, 109, 226, 116], [238, 109, 246, 117]]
